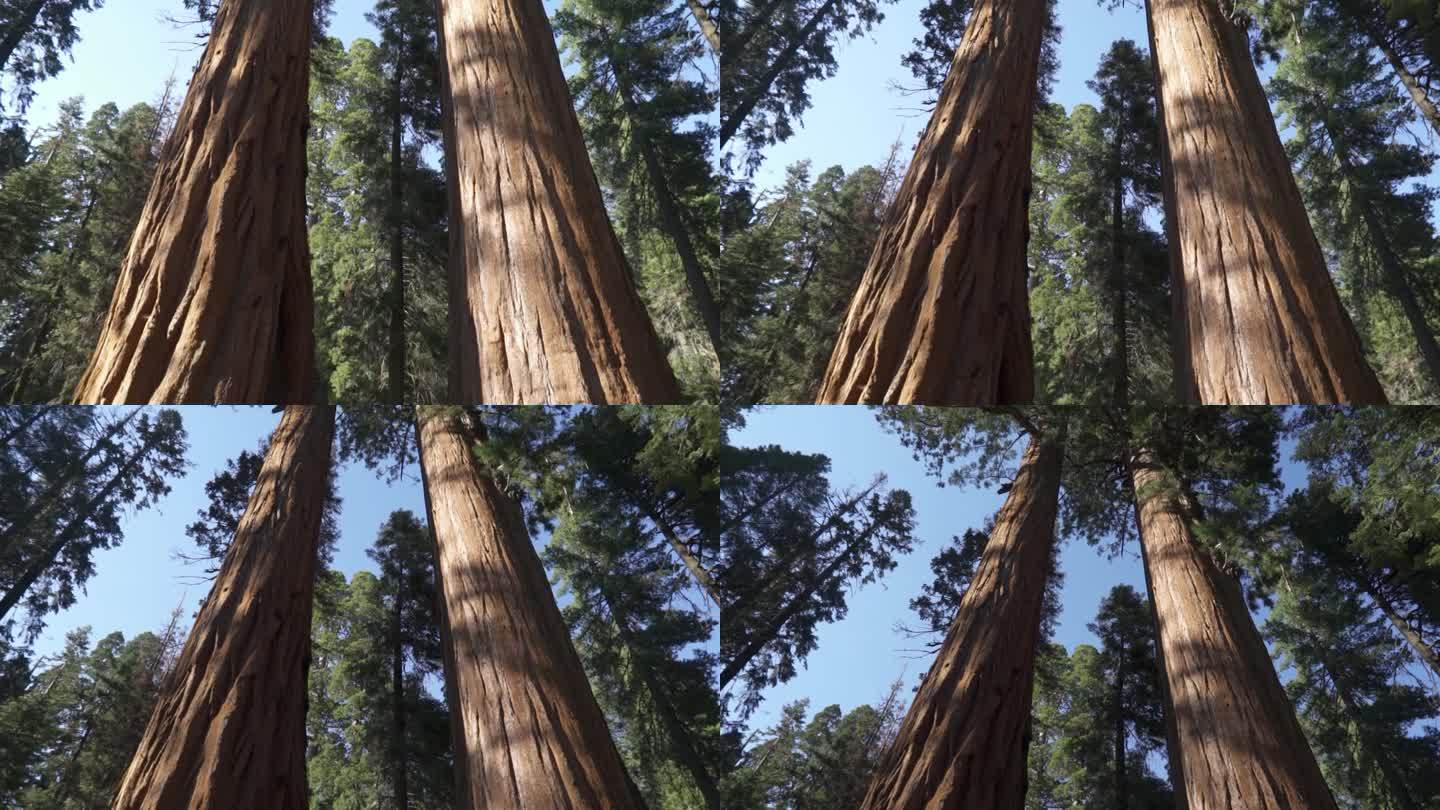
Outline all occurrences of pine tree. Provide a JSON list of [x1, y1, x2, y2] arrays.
[[434, 0, 680, 404], [112, 406, 335, 809], [0, 0, 102, 112], [74, 0, 319, 403]]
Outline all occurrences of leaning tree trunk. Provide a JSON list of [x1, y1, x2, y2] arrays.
[[1368, 585, 1440, 680], [1129, 451, 1337, 809], [1368, 29, 1440, 136], [72, 0, 316, 404], [434, 0, 680, 404], [720, 0, 839, 147], [859, 432, 1063, 809], [685, 0, 719, 54], [416, 410, 641, 808], [815, 0, 1041, 405], [0, 0, 45, 72], [1315, 655, 1421, 810], [111, 406, 335, 810], [1145, 0, 1384, 404]]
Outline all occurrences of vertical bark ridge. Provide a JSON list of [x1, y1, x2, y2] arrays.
[[435, 0, 680, 404], [111, 406, 335, 810], [815, 0, 1042, 404], [1129, 452, 1336, 809], [73, 0, 316, 404], [860, 433, 1063, 808], [1146, 0, 1384, 403], [417, 411, 641, 808]]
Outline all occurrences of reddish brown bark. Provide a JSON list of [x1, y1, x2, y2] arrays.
[[859, 433, 1062, 809], [815, 0, 1040, 404], [111, 406, 335, 810], [1130, 452, 1336, 809], [72, 0, 316, 405], [1145, 0, 1384, 404], [434, 0, 680, 404], [416, 410, 640, 808]]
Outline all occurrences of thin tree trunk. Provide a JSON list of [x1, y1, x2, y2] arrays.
[[859, 431, 1063, 808], [387, 44, 408, 405], [0, 407, 45, 449], [1371, 32, 1440, 136], [725, 0, 786, 68], [685, 0, 719, 55], [1369, 585, 1440, 680], [0, 426, 156, 621], [73, 0, 316, 404], [415, 410, 640, 808], [434, 0, 679, 404], [1110, 134, 1129, 411], [1322, 117, 1440, 391], [1145, 0, 1384, 403], [1315, 655, 1421, 810], [647, 505, 719, 603], [1114, 662, 1127, 809], [720, 0, 839, 146], [1129, 450, 1336, 809], [391, 582, 409, 810], [112, 406, 335, 810], [614, 64, 722, 356], [605, 589, 720, 810], [815, 0, 1041, 404], [0, 407, 139, 562], [0, 0, 45, 72]]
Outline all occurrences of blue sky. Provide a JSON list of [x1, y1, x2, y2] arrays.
[[727, 406, 1322, 732], [27, 406, 430, 661]]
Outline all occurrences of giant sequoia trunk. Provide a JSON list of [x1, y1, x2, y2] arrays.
[[111, 406, 335, 810], [434, 0, 680, 404], [815, 0, 1041, 404], [416, 410, 641, 808], [859, 433, 1062, 809], [73, 0, 316, 404], [1145, 0, 1384, 404], [1129, 452, 1336, 809]]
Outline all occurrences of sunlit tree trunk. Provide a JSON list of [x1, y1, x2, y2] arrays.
[[73, 0, 316, 404], [1145, 0, 1383, 403], [112, 406, 335, 810], [815, 0, 1041, 404], [860, 432, 1063, 808], [416, 409, 641, 807], [1129, 451, 1337, 809], [434, 0, 680, 404]]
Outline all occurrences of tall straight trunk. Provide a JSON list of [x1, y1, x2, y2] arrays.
[[1145, 0, 1383, 404], [605, 590, 720, 810], [815, 0, 1041, 405], [0, 0, 45, 71], [614, 64, 722, 356], [415, 410, 640, 808], [1368, 585, 1440, 680], [0, 407, 139, 562], [434, 0, 680, 405], [1113, 664, 1127, 809], [1314, 656, 1421, 810], [387, 51, 408, 405], [859, 432, 1063, 808], [72, 0, 316, 404], [1370, 32, 1440, 135], [391, 586, 409, 810], [1322, 117, 1440, 390], [720, 0, 839, 146], [1110, 135, 1129, 411], [1129, 451, 1336, 809], [112, 406, 335, 810], [0, 424, 157, 621], [685, 0, 719, 54]]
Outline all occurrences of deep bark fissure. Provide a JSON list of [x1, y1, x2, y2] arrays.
[[815, 0, 1043, 404], [112, 406, 335, 810]]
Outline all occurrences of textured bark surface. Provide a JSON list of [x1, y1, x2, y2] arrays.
[[1146, 0, 1384, 404], [686, 0, 719, 54], [860, 435, 1062, 809], [416, 411, 640, 808], [1130, 453, 1336, 810], [112, 406, 335, 810], [815, 0, 1040, 405], [435, 0, 680, 404], [72, 0, 316, 404]]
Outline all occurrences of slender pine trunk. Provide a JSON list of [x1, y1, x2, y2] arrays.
[[391, 583, 409, 810], [685, 0, 719, 54], [1109, 133, 1129, 410], [0, 0, 46, 72], [387, 47, 408, 405], [720, 0, 840, 146]]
